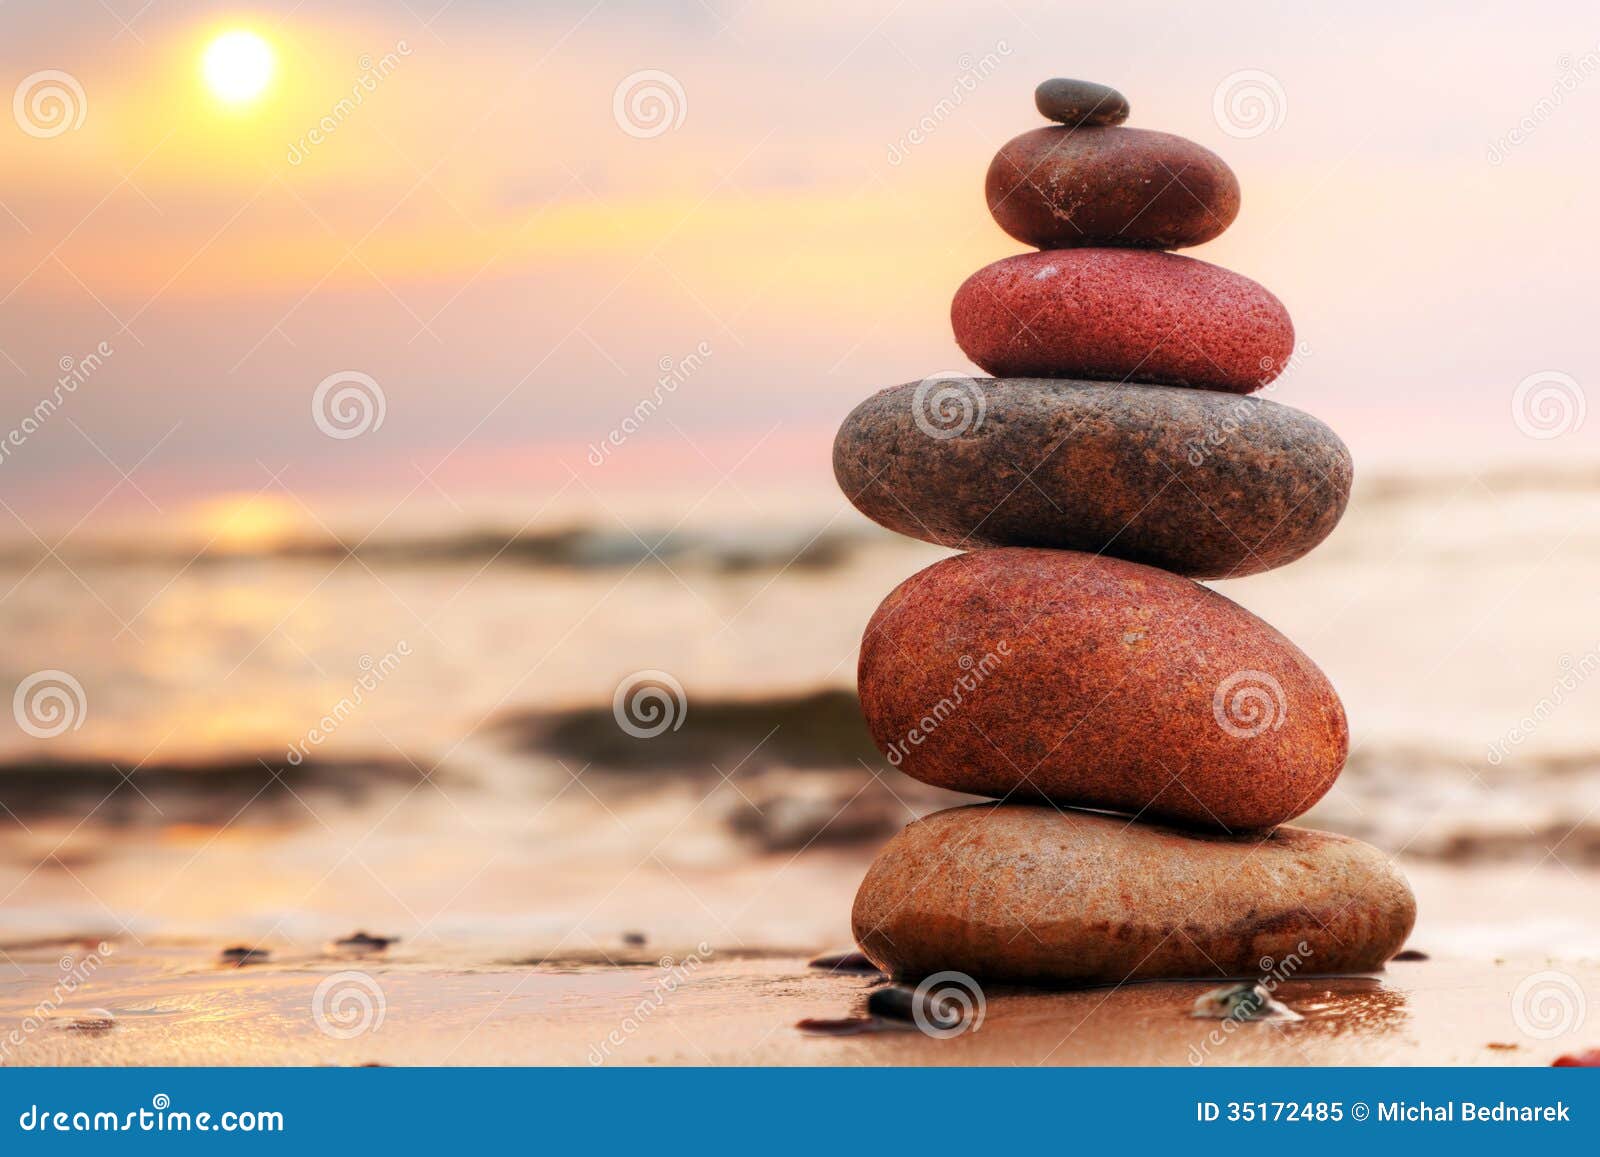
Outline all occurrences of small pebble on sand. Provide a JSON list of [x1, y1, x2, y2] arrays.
[[219, 945, 270, 966], [795, 1016, 883, 1036], [807, 950, 882, 975], [61, 1009, 117, 1034], [866, 984, 969, 1033], [332, 931, 397, 954], [1191, 982, 1302, 1022]]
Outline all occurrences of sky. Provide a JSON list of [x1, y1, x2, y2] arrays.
[[3, 0, 1600, 541]]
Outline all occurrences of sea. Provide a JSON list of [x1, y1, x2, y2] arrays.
[[2, 463, 1599, 954]]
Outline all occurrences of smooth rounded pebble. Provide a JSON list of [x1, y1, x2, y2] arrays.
[[951, 248, 1295, 392], [858, 548, 1347, 831], [833, 378, 1351, 578], [987, 125, 1238, 249], [1034, 78, 1129, 127], [853, 804, 1417, 986]]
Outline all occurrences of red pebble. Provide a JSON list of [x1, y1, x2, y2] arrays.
[[951, 249, 1295, 394]]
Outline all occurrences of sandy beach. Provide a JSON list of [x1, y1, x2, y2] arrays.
[[2, 854, 1594, 1066], [5, 950, 1594, 1068]]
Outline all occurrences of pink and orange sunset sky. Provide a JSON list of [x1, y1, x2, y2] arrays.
[[3, 1, 1600, 542]]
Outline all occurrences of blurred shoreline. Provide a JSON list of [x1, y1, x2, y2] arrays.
[[3, 692, 1599, 866], [11, 458, 1600, 566]]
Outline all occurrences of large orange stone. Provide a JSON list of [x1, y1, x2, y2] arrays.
[[858, 548, 1346, 831]]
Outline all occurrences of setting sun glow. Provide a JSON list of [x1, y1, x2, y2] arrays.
[[202, 30, 275, 104]]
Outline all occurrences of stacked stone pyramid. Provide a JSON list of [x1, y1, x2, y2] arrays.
[[835, 80, 1416, 986]]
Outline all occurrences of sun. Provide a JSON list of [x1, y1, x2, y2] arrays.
[[202, 30, 275, 104]]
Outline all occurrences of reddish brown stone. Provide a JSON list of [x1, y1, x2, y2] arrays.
[[858, 548, 1347, 831], [951, 249, 1295, 392], [832, 377, 1351, 578], [987, 126, 1238, 250], [853, 804, 1417, 986]]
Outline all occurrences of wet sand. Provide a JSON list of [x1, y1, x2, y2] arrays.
[[1, 943, 1593, 1067], [1, 860, 1595, 1066]]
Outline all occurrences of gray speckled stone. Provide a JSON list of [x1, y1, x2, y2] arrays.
[[1034, 77, 1129, 126], [832, 378, 1351, 579]]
